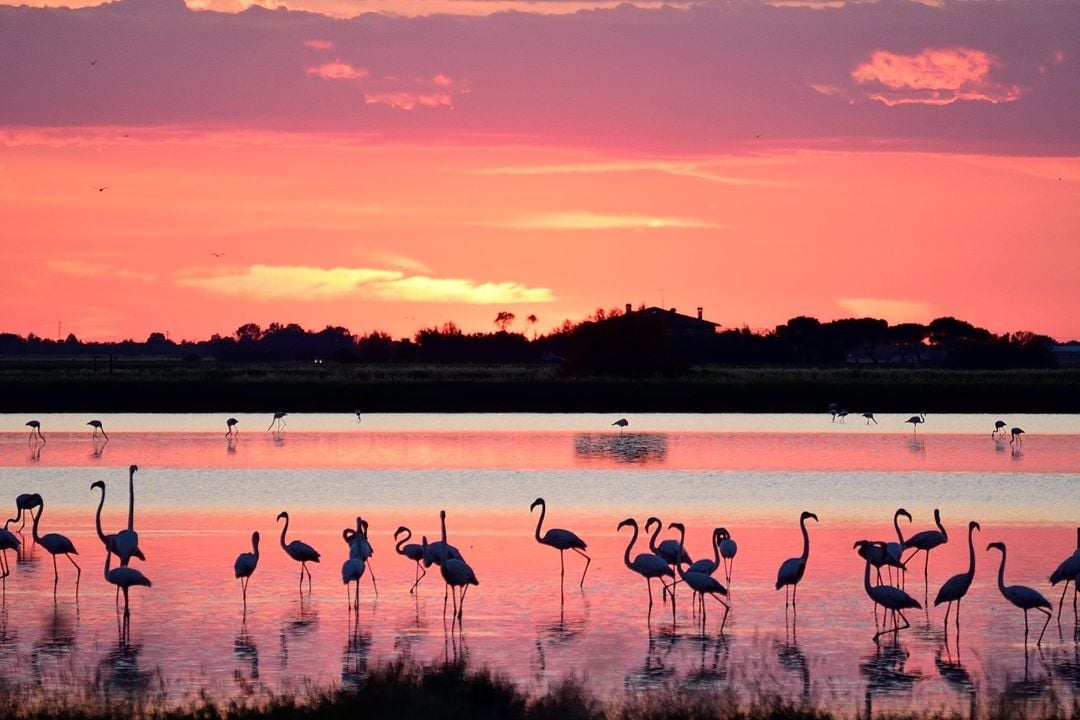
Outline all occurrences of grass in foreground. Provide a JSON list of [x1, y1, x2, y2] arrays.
[[1, 659, 1077, 720]]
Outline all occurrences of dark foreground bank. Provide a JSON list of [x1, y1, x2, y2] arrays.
[[1, 659, 1076, 720], [2, 362, 1080, 413]]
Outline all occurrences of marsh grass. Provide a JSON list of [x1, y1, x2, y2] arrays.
[[1, 659, 1076, 720]]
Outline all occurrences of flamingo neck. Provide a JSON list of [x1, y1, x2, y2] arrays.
[[995, 547, 1007, 593], [966, 525, 976, 578], [440, 514, 447, 545], [622, 522, 638, 570], [31, 503, 43, 544], [1075, 527, 1079, 549], [862, 547, 873, 595], [533, 502, 546, 542], [279, 515, 289, 550], [935, 512, 947, 540], [647, 520, 662, 554], [127, 467, 135, 531], [104, 538, 113, 580], [395, 528, 411, 554], [674, 526, 688, 580], [894, 512, 906, 545], [799, 516, 811, 561], [711, 529, 721, 567], [94, 486, 107, 543], [252, 534, 260, 559]]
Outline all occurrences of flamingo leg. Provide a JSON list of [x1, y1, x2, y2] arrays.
[[573, 548, 591, 588], [943, 601, 952, 636], [646, 578, 654, 610], [368, 563, 378, 598], [1024, 609, 1030, 645], [1058, 581, 1070, 628], [1037, 607, 1052, 646]]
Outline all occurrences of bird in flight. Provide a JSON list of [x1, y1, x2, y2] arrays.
[[211, 252, 225, 258], [98, 186, 109, 192], [89, 59, 97, 67]]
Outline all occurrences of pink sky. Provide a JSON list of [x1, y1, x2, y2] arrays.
[[1, 0, 1078, 342]]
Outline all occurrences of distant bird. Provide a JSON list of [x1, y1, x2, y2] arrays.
[[31, 500, 80, 595], [670, 523, 729, 629], [104, 539, 150, 617], [905, 413, 926, 437], [617, 518, 675, 610], [1049, 527, 1080, 628], [234, 531, 260, 611], [268, 412, 287, 432], [354, 410, 362, 423], [97, 186, 108, 192], [719, 528, 738, 590], [0, 525, 19, 584], [863, 412, 877, 425], [210, 252, 225, 258], [988, 541, 1053, 646], [992, 420, 1007, 438], [341, 556, 366, 610], [776, 511, 818, 618], [904, 508, 948, 600], [394, 526, 426, 593], [277, 511, 320, 592], [530, 497, 591, 588], [934, 521, 980, 635], [828, 403, 839, 422], [612, 418, 629, 433], [1010, 427, 1025, 446], [854, 541, 921, 642], [836, 409, 848, 423], [87, 419, 108, 440], [422, 535, 478, 621], [26, 420, 45, 443], [226, 418, 239, 438], [89, 59, 97, 67], [6, 493, 41, 532]]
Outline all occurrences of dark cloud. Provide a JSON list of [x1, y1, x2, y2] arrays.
[[1, 0, 1077, 153]]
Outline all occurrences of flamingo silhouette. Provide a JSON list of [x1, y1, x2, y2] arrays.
[[6, 493, 42, 532], [341, 555, 366, 610], [90, 480, 145, 570], [612, 418, 629, 433], [905, 413, 925, 437], [1049, 527, 1080, 629], [277, 511, 320, 592], [776, 511, 818, 621], [670, 523, 729, 630], [987, 541, 1052, 646], [719, 528, 738, 590], [863, 412, 877, 425], [934, 521, 980, 636], [104, 539, 151, 617], [617, 518, 674, 611], [110, 465, 141, 566], [226, 418, 239, 438], [686, 528, 722, 576], [530, 498, 590, 588], [885, 508, 912, 584], [31, 500, 80, 596], [1010, 427, 1025, 446], [26, 420, 45, 443], [422, 535, 477, 621], [992, 420, 1007, 438], [234, 531, 260, 612], [421, 510, 462, 568], [903, 508, 948, 602], [854, 541, 921, 642], [268, 412, 287, 432], [0, 526, 19, 585], [343, 518, 377, 596], [393, 526, 426, 593], [87, 420, 108, 440]]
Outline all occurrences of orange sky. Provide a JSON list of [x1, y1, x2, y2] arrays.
[[2, 0, 1078, 342]]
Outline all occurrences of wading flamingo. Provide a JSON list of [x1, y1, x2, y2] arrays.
[[530, 498, 591, 588]]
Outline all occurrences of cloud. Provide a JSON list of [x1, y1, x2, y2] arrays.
[[473, 158, 779, 186], [303, 38, 334, 50], [491, 212, 724, 230], [49, 259, 156, 283], [305, 61, 368, 80], [363, 251, 432, 274], [364, 91, 454, 110], [176, 264, 552, 303], [851, 48, 1022, 106], [836, 297, 933, 323]]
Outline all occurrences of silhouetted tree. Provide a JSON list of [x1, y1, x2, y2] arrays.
[[494, 311, 516, 333]]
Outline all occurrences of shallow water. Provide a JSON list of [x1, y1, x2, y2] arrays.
[[1, 413, 1078, 716]]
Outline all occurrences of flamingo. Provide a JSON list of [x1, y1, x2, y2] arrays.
[[87, 419, 108, 440], [934, 521, 981, 636], [987, 541, 1053, 646], [226, 418, 238, 437], [837, 409, 848, 423], [343, 518, 378, 596], [612, 418, 629, 433], [776, 511, 818, 619], [277, 511, 320, 592], [26, 420, 45, 443], [341, 555, 366, 610], [617, 518, 674, 611], [903, 508, 948, 601], [422, 510, 462, 568], [530, 498, 591, 588], [90, 481, 145, 567], [992, 420, 1007, 438], [647, 516, 692, 605], [1010, 427, 1025, 447], [394, 526, 426, 593], [1049, 527, 1080, 629], [422, 535, 477, 621], [885, 508, 912, 583], [828, 403, 839, 422], [31, 500, 80, 595], [6, 493, 42, 532], [104, 538, 151, 617], [268, 412, 287, 432], [863, 412, 877, 425], [670, 523, 729, 630], [719, 528, 738, 590], [354, 410, 362, 423], [0, 526, 18, 584], [234, 531, 260, 611], [687, 528, 722, 576], [905, 413, 925, 437], [853, 541, 921, 642], [110, 465, 141, 566]]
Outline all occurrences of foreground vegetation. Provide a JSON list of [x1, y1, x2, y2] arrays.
[[1, 659, 1076, 720], [1, 361, 1079, 413]]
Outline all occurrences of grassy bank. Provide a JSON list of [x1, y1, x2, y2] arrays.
[[1, 361, 1080, 413], [1, 659, 1077, 720]]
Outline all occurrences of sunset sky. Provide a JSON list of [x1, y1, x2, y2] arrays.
[[2, 0, 1078, 342]]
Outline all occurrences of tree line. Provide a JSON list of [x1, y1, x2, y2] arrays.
[[0, 310, 1064, 373]]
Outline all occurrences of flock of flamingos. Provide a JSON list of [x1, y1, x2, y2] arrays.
[[1, 413, 1072, 651]]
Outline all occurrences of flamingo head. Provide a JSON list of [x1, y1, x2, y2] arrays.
[[90, 480, 105, 492], [617, 518, 636, 532], [987, 541, 1005, 553], [896, 508, 912, 522], [342, 528, 355, 542], [716, 527, 729, 540], [251, 531, 260, 548], [645, 516, 661, 532], [530, 498, 544, 512], [800, 511, 819, 523], [933, 508, 942, 522], [393, 526, 409, 538], [667, 522, 685, 534], [276, 511, 288, 522], [129, 464, 138, 475], [970, 521, 981, 533]]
